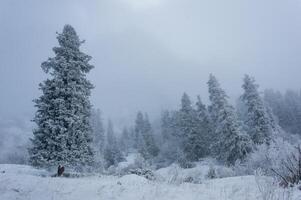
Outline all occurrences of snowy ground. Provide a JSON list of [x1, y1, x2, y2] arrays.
[[0, 164, 299, 200]]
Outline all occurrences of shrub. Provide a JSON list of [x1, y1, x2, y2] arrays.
[[206, 165, 217, 179], [271, 146, 301, 188]]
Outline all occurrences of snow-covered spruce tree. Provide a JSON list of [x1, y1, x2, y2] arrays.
[[195, 95, 213, 157], [104, 120, 123, 168], [90, 108, 105, 167], [177, 93, 204, 161], [134, 112, 159, 160], [29, 25, 94, 168], [241, 75, 277, 145], [208, 74, 252, 165]]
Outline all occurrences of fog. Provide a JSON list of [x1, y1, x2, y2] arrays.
[[1, 0, 301, 125]]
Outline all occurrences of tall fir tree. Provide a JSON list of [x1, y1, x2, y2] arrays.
[[208, 74, 251, 165], [104, 120, 123, 168], [178, 93, 201, 161], [29, 25, 94, 168], [241, 75, 274, 145]]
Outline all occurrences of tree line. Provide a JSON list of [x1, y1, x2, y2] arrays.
[[28, 25, 300, 171]]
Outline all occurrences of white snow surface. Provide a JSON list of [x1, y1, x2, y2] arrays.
[[0, 164, 299, 200]]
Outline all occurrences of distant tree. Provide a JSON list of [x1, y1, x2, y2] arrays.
[[29, 25, 94, 168], [284, 90, 301, 135], [119, 127, 131, 155], [104, 120, 123, 168], [143, 114, 160, 158], [90, 108, 105, 166], [208, 74, 251, 165], [263, 89, 285, 125], [157, 110, 182, 166], [176, 93, 203, 161], [264, 89, 301, 136], [134, 112, 145, 150], [160, 110, 173, 141], [195, 95, 213, 157], [241, 75, 275, 145], [134, 112, 159, 160]]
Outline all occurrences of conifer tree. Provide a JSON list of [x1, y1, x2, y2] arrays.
[[264, 89, 301, 135], [104, 120, 123, 168], [90, 108, 105, 166], [208, 74, 251, 165], [284, 90, 301, 135], [134, 112, 159, 160], [161, 110, 173, 141], [241, 75, 274, 145], [29, 25, 94, 168], [134, 112, 145, 150], [195, 95, 213, 156], [143, 114, 160, 158], [119, 127, 131, 154], [159, 110, 181, 165], [177, 93, 203, 161]]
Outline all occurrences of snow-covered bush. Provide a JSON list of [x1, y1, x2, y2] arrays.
[[128, 168, 156, 180], [202, 158, 236, 179], [156, 164, 204, 184], [271, 146, 301, 188], [255, 169, 294, 200], [238, 137, 295, 175], [215, 165, 235, 178], [111, 154, 156, 179]]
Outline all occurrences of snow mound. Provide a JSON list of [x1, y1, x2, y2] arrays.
[[118, 174, 149, 185], [0, 164, 48, 176]]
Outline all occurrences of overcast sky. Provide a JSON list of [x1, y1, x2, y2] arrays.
[[1, 0, 301, 125]]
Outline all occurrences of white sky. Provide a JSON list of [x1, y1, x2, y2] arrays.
[[1, 0, 301, 126]]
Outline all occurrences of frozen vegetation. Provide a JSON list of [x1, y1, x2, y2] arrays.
[[0, 156, 300, 200]]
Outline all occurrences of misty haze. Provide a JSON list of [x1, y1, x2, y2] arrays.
[[0, 0, 301, 200]]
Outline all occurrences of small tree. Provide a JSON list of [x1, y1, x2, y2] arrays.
[[135, 112, 159, 160], [119, 127, 131, 155], [104, 120, 123, 168], [143, 114, 160, 158]]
